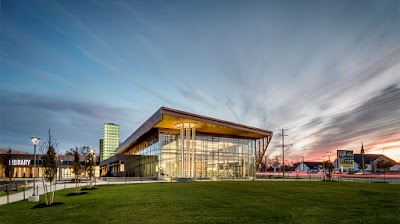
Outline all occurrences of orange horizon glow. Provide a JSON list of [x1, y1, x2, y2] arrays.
[[301, 141, 400, 163]]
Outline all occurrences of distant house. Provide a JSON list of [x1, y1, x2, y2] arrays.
[[294, 162, 322, 172], [353, 154, 399, 173]]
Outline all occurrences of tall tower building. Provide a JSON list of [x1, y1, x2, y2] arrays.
[[102, 123, 119, 161]]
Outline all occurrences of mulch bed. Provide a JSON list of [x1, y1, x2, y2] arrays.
[[66, 192, 88, 196], [32, 202, 64, 209]]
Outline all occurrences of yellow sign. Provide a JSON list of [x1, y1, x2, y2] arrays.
[[339, 160, 354, 169]]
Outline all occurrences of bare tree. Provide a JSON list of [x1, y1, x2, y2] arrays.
[[39, 129, 58, 205], [268, 156, 281, 172]]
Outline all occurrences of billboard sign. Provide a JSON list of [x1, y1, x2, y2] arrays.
[[338, 160, 354, 169], [337, 150, 354, 160]]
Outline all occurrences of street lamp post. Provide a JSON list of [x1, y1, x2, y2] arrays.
[[327, 152, 331, 181], [59, 159, 63, 181], [322, 156, 325, 180], [29, 136, 40, 202], [55, 154, 58, 183]]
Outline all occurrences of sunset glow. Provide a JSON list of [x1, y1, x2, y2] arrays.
[[1, 1, 399, 163]]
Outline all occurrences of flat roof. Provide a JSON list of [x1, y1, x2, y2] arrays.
[[117, 107, 273, 154]]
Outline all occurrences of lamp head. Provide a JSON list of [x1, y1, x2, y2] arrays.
[[31, 137, 40, 146]]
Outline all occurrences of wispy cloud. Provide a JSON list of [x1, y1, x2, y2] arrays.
[[0, 89, 137, 153]]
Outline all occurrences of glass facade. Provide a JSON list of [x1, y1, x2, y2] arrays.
[[126, 130, 257, 179]]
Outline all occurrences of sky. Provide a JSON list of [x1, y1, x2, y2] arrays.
[[0, 0, 399, 163]]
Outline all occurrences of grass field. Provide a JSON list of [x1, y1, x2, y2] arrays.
[[0, 181, 399, 224]]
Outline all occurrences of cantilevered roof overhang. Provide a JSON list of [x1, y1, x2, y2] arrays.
[[117, 107, 273, 154]]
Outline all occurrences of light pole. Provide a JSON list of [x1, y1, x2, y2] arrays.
[[301, 156, 304, 172], [55, 153, 58, 183], [322, 156, 325, 171], [60, 159, 63, 181], [89, 149, 94, 187], [29, 136, 40, 202], [327, 152, 331, 162]]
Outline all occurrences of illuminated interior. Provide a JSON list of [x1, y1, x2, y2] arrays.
[[125, 131, 257, 178], [119, 107, 272, 179]]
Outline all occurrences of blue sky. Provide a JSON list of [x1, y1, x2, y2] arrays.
[[1, 0, 400, 162]]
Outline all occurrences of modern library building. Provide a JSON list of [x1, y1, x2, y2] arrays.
[[100, 107, 272, 180]]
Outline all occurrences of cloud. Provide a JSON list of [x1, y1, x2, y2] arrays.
[[0, 89, 135, 153], [303, 84, 400, 151]]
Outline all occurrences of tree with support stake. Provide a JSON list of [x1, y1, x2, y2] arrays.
[[39, 129, 59, 205], [85, 148, 95, 189], [69, 147, 83, 194]]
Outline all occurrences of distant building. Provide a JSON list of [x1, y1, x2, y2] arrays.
[[0, 153, 100, 178], [99, 139, 104, 161], [0, 148, 28, 154], [294, 162, 322, 172], [101, 123, 119, 161], [332, 145, 400, 173], [353, 154, 399, 173], [100, 107, 272, 178]]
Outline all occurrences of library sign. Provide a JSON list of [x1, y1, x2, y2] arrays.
[[9, 159, 31, 166]]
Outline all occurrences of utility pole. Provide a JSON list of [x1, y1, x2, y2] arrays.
[[278, 129, 292, 179]]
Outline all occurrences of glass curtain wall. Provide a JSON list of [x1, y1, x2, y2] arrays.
[[138, 137, 159, 178], [159, 131, 256, 179], [126, 133, 159, 178]]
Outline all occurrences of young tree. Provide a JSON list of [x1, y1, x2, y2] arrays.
[[324, 161, 335, 181], [358, 161, 368, 173], [291, 162, 300, 171], [40, 129, 58, 205], [0, 149, 15, 190], [268, 156, 281, 172], [85, 149, 95, 189], [69, 147, 83, 194], [376, 159, 390, 173], [68, 146, 94, 193], [3, 149, 14, 181]]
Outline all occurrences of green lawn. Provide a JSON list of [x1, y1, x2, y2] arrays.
[[0, 181, 399, 224]]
